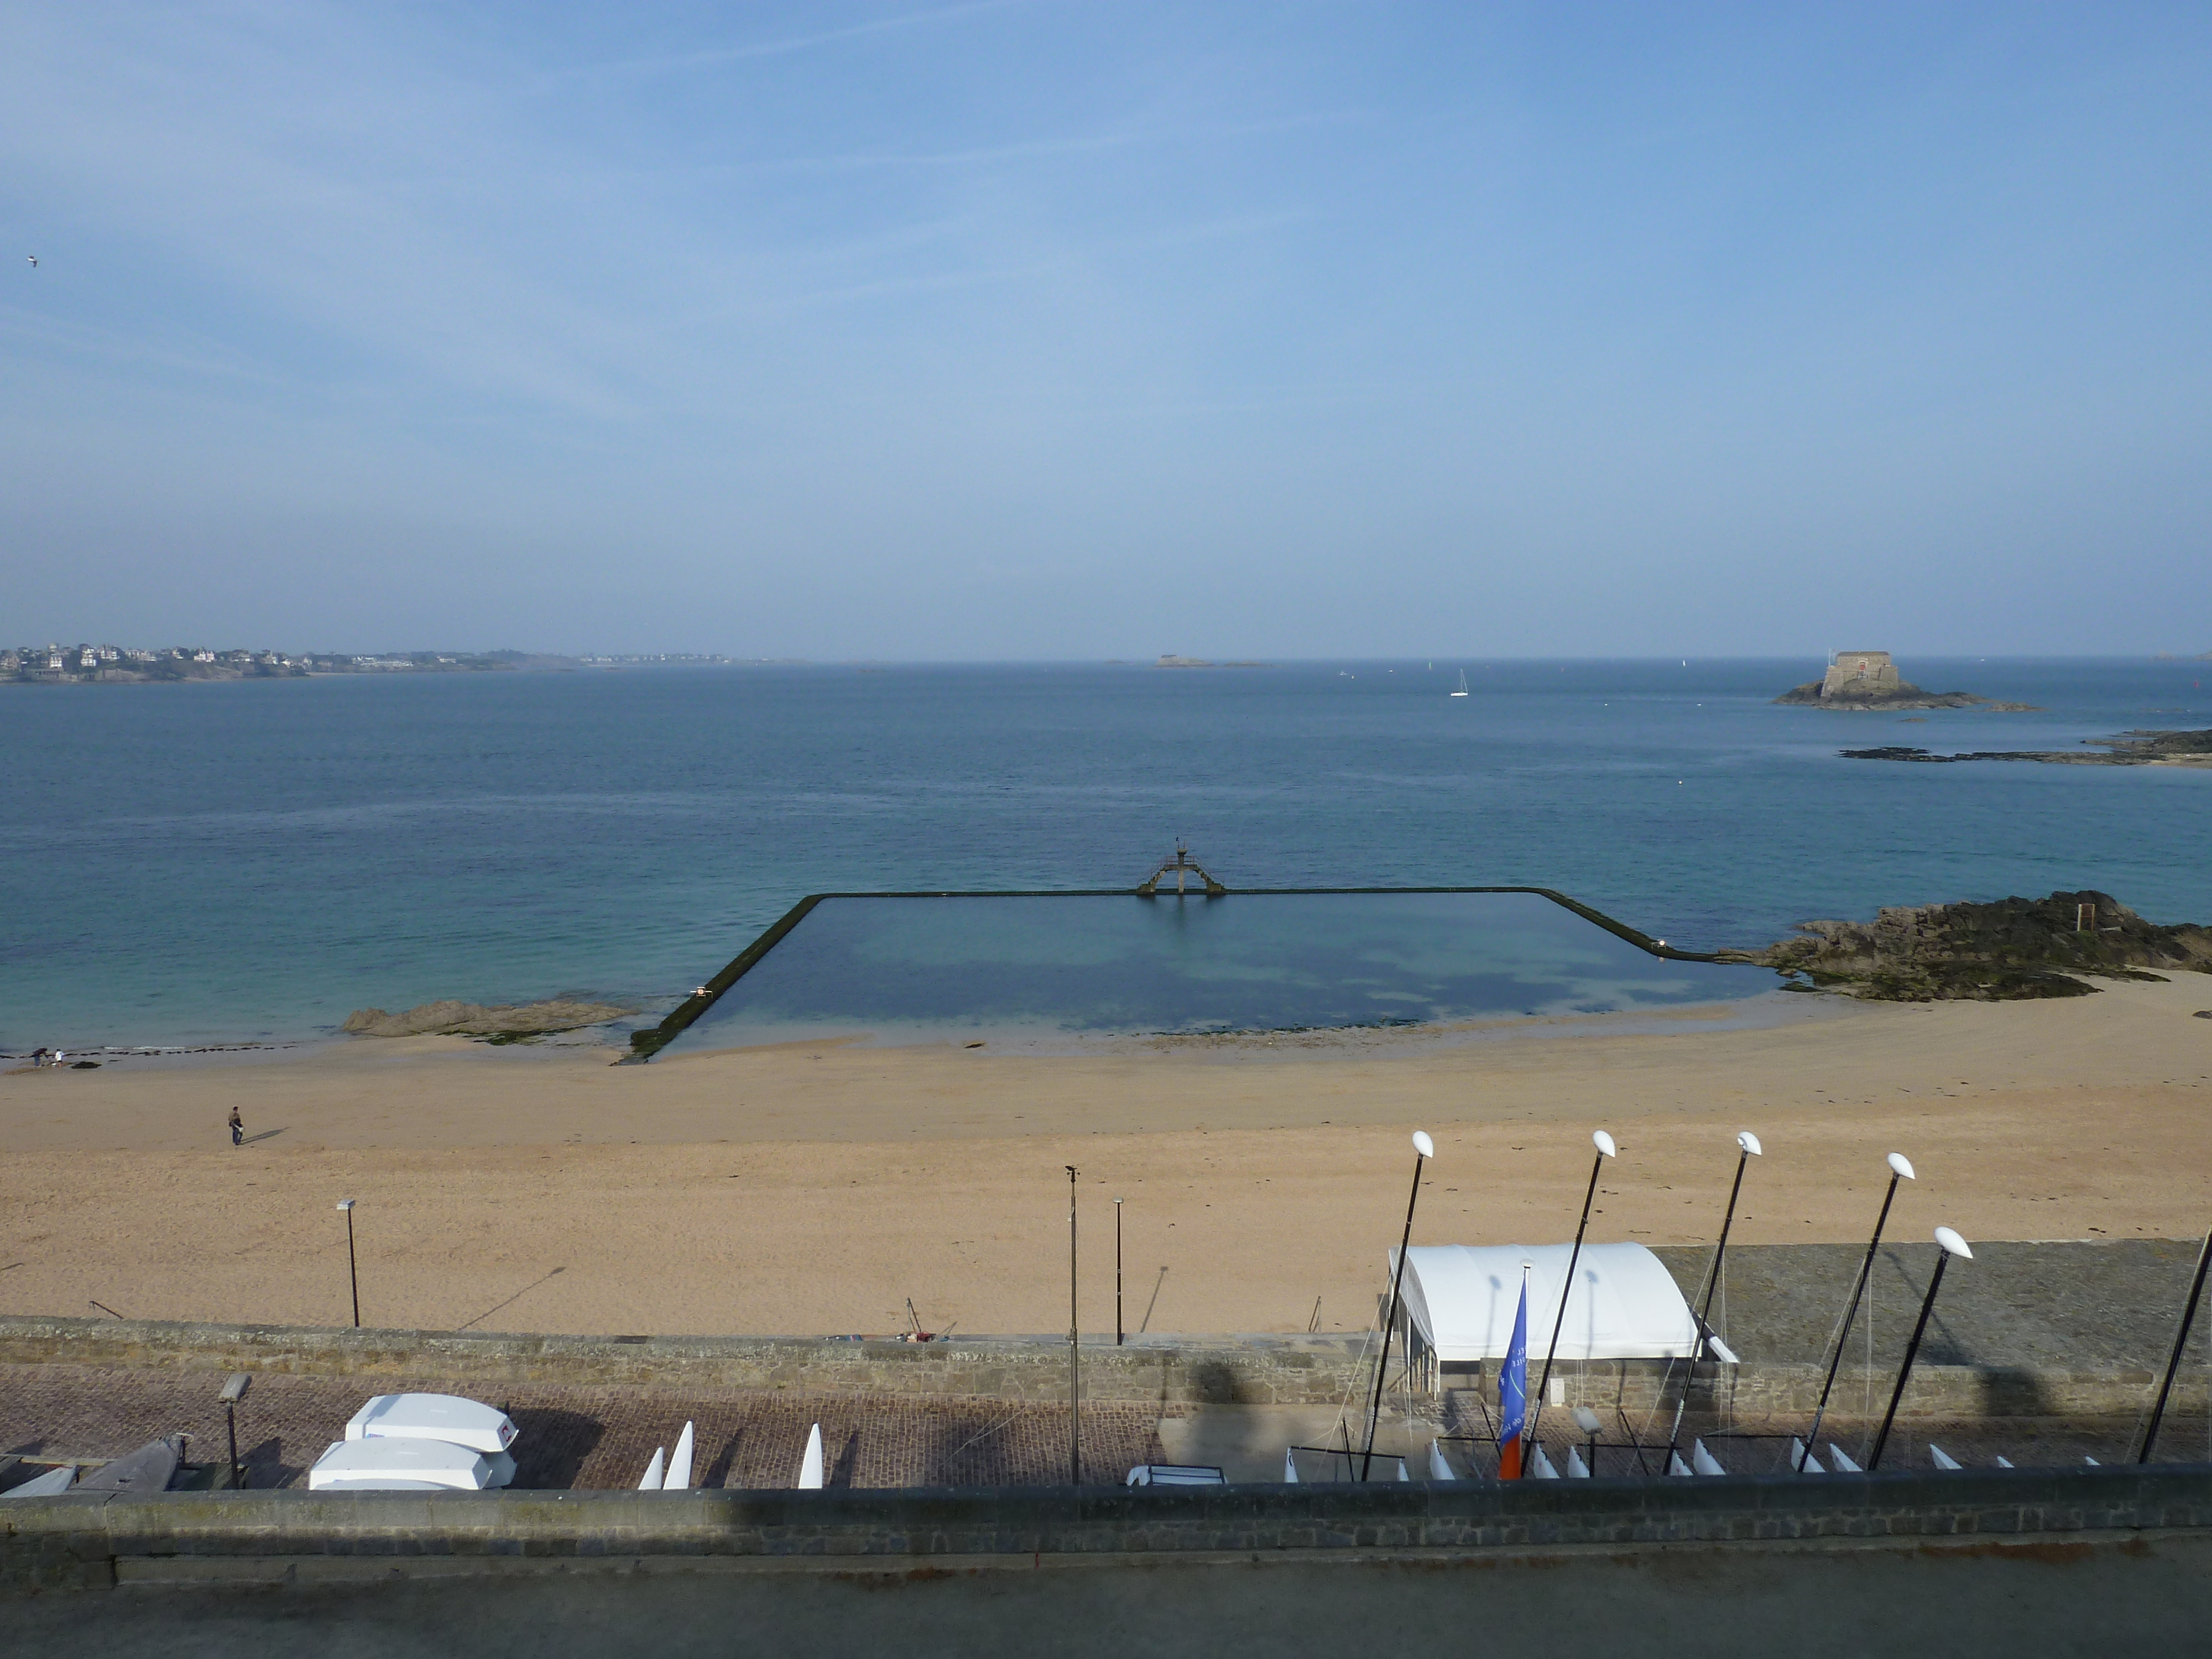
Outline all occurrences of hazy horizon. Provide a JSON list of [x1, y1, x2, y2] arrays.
[[7, 3, 2210, 659], [8, 645, 2207, 668]]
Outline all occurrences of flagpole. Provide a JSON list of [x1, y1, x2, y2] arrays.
[[1799, 1153, 1914, 1470], [1531, 1130, 1616, 1446], [1361, 1130, 1434, 1481], [1667, 1131, 1761, 1459]]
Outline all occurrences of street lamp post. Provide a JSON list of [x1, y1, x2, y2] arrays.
[[1531, 1130, 1616, 1443], [1801, 1153, 1915, 1469], [1694, 1132, 1762, 1353], [336, 1199, 359, 1328], [1867, 1228, 1974, 1469], [1066, 1165, 1079, 1486], [2137, 1221, 2212, 1464], [1668, 1132, 1761, 1459], [1361, 1130, 1434, 1481], [1114, 1198, 1124, 1347], [219, 1372, 250, 1489]]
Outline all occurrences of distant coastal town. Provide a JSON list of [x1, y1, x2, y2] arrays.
[[2, 646, 768, 685]]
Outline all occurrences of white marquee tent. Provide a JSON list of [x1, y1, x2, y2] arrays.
[[1394, 1243, 1708, 1364]]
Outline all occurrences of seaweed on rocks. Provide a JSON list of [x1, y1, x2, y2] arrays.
[[340, 998, 639, 1039], [1840, 729, 2212, 766], [1713, 891, 2212, 1002]]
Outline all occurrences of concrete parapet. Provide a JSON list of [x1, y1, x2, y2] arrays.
[[6, 1464, 2212, 1596]]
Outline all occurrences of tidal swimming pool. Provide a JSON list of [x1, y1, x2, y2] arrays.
[[649, 890, 1782, 1055]]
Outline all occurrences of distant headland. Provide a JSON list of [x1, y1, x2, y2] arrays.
[[3, 645, 781, 685], [1773, 650, 2038, 711], [1152, 654, 1270, 669]]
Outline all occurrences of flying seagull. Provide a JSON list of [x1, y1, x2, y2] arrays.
[[25, 255, 35, 268]]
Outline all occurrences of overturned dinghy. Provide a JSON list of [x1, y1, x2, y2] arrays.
[[77, 1437, 181, 1493], [1125, 1465, 1227, 1487], [2, 1465, 79, 1499], [309, 1437, 498, 1492]]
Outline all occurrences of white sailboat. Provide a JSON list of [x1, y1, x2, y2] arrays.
[[1449, 670, 1469, 698]]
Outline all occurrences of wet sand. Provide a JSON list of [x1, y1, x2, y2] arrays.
[[1, 978, 2206, 1339]]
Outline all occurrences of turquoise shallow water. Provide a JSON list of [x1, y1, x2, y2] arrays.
[[1, 657, 2207, 1050], [660, 890, 1781, 1052]]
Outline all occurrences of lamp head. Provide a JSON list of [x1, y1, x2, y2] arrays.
[[1934, 1226, 1973, 1260], [1887, 1152, 1916, 1181], [1411, 1130, 1434, 1159], [335, 1199, 356, 1213], [1572, 1406, 1603, 1436], [1736, 1131, 1762, 1157], [1592, 1130, 1617, 1159], [218, 1372, 251, 1404]]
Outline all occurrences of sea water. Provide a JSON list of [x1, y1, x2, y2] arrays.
[[1, 658, 2206, 1050], [659, 891, 1781, 1054]]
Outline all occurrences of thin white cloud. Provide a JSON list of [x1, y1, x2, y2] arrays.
[[554, 0, 1038, 83]]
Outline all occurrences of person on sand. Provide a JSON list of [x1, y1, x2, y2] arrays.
[[228, 1105, 243, 1147]]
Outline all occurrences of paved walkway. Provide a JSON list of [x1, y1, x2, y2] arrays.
[[0, 1365, 1165, 1491]]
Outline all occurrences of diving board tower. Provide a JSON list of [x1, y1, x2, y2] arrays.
[[1138, 843, 1226, 898]]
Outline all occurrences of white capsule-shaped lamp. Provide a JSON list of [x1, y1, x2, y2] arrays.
[[1933, 1226, 1973, 1260], [1887, 1152, 1916, 1181], [1736, 1131, 1762, 1157], [1593, 1130, 1617, 1159], [1412, 1130, 1434, 1159]]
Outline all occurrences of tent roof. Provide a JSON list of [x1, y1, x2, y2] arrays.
[[1396, 1243, 1698, 1363]]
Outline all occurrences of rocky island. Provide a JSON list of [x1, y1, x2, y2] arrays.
[[1840, 728, 2212, 767], [1714, 890, 2212, 1001], [1773, 650, 2037, 711]]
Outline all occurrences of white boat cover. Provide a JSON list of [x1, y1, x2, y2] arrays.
[[1394, 1243, 1698, 1363], [309, 1437, 493, 1491], [346, 1394, 518, 1455]]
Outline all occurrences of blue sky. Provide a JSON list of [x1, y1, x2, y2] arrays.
[[4, 2, 2208, 658]]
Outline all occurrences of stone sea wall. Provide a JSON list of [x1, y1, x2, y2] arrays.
[[0, 1314, 2196, 1422]]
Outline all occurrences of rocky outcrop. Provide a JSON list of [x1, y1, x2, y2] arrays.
[[340, 999, 639, 1039], [1715, 891, 2212, 1001], [1773, 681, 2037, 711], [1841, 728, 2212, 766], [1773, 651, 2036, 709]]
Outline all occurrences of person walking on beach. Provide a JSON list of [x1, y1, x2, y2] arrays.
[[228, 1105, 243, 1147]]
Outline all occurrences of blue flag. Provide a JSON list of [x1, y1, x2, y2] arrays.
[[1498, 1269, 1529, 1479]]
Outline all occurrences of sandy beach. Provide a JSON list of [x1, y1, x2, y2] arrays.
[[2, 978, 2206, 1340]]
